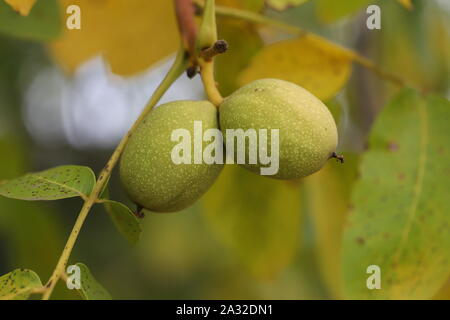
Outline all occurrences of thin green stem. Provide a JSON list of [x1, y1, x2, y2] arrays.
[[41, 48, 187, 300], [196, 0, 218, 50], [199, 57, 223, 106], [196, 0, 224, 107]]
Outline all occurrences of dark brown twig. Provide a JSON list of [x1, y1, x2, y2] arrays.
[[200, 40, 229, 61]]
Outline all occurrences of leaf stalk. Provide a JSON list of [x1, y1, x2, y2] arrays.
[[41, 48, 187, 300]]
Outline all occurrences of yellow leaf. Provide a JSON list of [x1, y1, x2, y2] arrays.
[[4, 0, 37, 16], [239, 34, 354, 101], [434, 279, 450, 300], [398, 0, 413, 10], [49, 0, 179, 75]]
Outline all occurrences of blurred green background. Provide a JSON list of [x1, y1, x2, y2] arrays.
[[0, 0, 448, 299]]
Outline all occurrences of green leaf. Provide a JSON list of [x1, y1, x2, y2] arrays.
[[266, 0, 309, 11], [0, 269, 42, 300], [342, 90, 450, 299], [202, 165, 302, 279], [0, 0, 60, 41], [216, 19, 264, 96], [0, 165, 96, 201], [75, 263, 111, 300], [315, 0, 373, 22], [197, 0, 218, 50], [304, 154, 359, 299], [102, 198, 142, 245], [100, 187, 141, 244]]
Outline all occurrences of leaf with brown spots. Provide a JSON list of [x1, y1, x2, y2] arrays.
[[0, 165, 96, 201], [0, 269, 42, 300], [342, 89, 450, 299]]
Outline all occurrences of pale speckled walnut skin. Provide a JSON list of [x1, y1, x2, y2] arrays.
[[120, 100, 223, 213], [219, 79, 338, 179]]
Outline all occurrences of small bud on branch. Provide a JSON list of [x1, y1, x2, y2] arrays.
[[200, 40, 229, 61]]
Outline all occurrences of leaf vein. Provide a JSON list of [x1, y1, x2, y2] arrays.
[[33, 174, 89, 200], [394, 101, 429, 263]]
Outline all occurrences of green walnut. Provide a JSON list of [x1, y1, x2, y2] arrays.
[[120, 100, 223, 213], [219, 78, 338, 179]]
